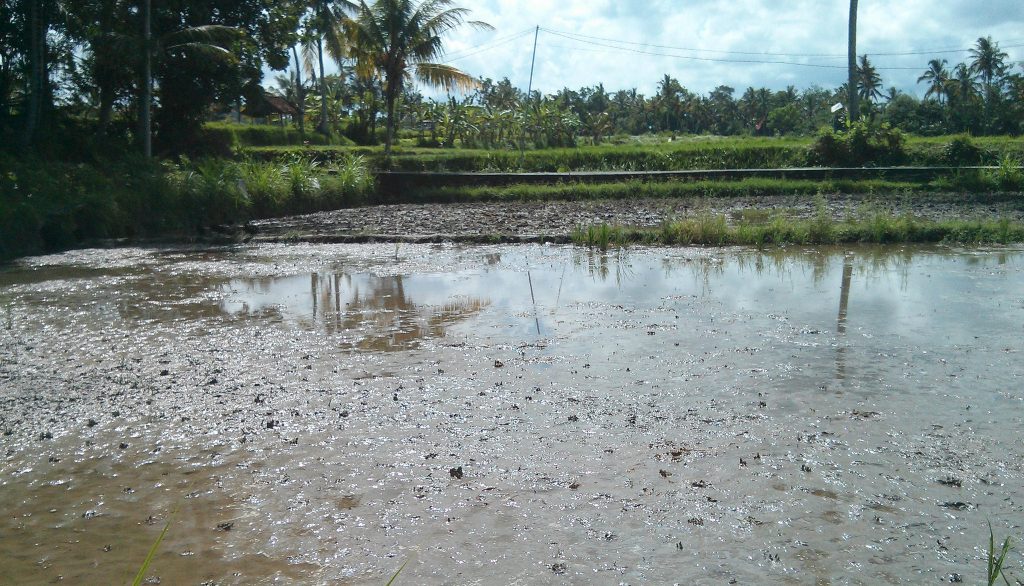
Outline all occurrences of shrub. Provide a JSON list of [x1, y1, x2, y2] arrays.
[[810, 121, 907, 167], [994, 154, 1023, 191], [942, 135, 983, 166]]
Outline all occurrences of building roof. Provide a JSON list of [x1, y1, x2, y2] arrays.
[[244, 93, 299, 117]]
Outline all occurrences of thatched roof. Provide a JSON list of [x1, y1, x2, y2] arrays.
[[244, 93, 299, 117]]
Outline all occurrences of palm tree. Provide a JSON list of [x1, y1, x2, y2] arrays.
[[949, 62, 981, 132], [303, 0, 356, 136], [142, 19, 242, 157], [346, 0, 492, 154], [969, 36, 1009, 90], [856, 55, 883, 104], [917, 58, 949, 104]]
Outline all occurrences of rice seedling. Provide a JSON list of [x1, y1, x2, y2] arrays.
[[385, 560, 408, 586], [573, 214, 1024, 248], [131, 507, 177, 586], [986, 521, 1014, 586]]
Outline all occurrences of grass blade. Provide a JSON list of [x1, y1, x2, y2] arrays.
[[987, 521, 1014, 586], [384, 560, 408, 586], [131, 506, 178, 586]]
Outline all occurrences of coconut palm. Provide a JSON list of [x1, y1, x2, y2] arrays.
[[917, 58, 949, 104], [856, 54, 883, 104], [969, 36, 1009, 89], [346, 0, 492, 154], [950, 63, 980, 101], [143, 22, 243, 156], [302, 0, 357, 136]]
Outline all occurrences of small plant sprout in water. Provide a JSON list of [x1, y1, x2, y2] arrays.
[[131, 505, 178, 586], [385, 559, 407, 585], [986, 521, 1014, 586]]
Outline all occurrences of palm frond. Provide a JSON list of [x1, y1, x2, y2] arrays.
[[414, 62, 479, 93], [300, 38, 318, 79], [163, 42, 238, 63], [161, 25, 243, 48]]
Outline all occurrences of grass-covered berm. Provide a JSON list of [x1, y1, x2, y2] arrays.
[[3, 127, 1023, 261], [0, 153, 373, 261]]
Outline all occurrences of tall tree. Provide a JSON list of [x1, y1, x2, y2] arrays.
[[969, 36, 1009, 90], [847, 0, 858, 123], [968, 37, 1009, 131], [347, 0, 492, 154], [23, 0, 51, 147], [917, 58, 949, 104], [304, 0, 354, 136], [856, 54, 883, 104]]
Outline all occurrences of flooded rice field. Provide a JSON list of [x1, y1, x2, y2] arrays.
[[1, 243, 1022, 585]]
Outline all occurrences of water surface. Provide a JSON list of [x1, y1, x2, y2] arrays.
[[1, 243, 1022, 584]]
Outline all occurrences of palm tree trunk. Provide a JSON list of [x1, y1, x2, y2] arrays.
[[95, 0, 115, 139], [847, 0, 859, 124], [384, 88, 397, 155], [292, 45, 305, 137], [317, 37, 328, 136], [141, 0, 152, 158], [23, 0, 46, 148]]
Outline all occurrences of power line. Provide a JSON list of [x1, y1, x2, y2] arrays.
[[441, 28, 536, 63], [542, 28, 925, 71], [542, 27, 1024, 59]]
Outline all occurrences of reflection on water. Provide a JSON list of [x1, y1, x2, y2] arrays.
[[2, 244, 1024, 585], [836, 255, 853, 380], [220, 272, 489, 351], [3, 244, 1021, 365]]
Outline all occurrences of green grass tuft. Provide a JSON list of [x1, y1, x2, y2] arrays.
[[572, 213, 1024, 248]]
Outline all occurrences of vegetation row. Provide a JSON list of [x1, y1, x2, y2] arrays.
[[572, 213, 1024, 250]]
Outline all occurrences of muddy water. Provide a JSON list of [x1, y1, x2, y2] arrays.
[[1, 243, 1022, 585]]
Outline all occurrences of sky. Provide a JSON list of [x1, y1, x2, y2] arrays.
[[413, 0, 1024, 99]]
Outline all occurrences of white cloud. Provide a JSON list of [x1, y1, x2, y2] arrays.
[[425, 0, 1024, 98]]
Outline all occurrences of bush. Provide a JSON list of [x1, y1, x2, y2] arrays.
[[810, 122, 907, 167], [942, 135, 984, 166], [0, 153, 375, 260], [994, 155, 1024, 191]]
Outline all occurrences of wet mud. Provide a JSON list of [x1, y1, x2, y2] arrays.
[[1, 243, 1023, 584], [250, 195, 1024, 243]]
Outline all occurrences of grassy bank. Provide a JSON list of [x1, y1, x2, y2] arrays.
[[384, 170, 1024, 204], [572, 209, 1024, 250], [4, 125, 1022, 262], [390, 178, 922, 203], [242, 134, 1024, 173], [0, 154, 373, 261]]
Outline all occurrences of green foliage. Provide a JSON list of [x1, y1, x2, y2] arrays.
[[986, 522, 1014, 586], [202, 122, 347, 150], [942, 134, 984, 165], [0, 153, 374, 260], [994, 154, 1023, 191], [572, 212, 1024, 248], [131, 508, 177, 586], [810, 122, 907, 167], [246, 135, 1024, 173], [402, 177, 920, 204]]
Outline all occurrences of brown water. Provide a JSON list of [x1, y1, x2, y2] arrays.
[[1, 243, 1023, 585]]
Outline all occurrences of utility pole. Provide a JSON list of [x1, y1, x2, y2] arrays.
[[520, 25, 539, 161], [527, 25, 539, 102], [847, 0, 859, 124]]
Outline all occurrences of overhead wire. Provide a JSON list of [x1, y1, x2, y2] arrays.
[[538, 28, 1015, 71], [542, 27, 1024, 59], [441, 27, 536, 63], [542, 28, 872, 70]]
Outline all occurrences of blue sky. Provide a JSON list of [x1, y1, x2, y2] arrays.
[[418, 0, 1024, 98]]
